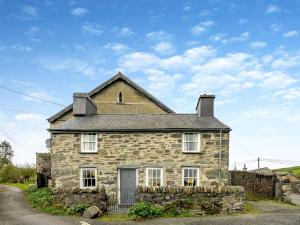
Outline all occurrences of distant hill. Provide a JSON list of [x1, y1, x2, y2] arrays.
[[274, 166, 300, 178]]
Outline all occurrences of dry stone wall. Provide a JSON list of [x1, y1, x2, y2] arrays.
[[136, 185, 245, 215], [51, 131, 229, 197]]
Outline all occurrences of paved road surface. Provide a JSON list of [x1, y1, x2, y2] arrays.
[[0, 184, 82, 225], [1, 184, 300, 225], [289, 194, 300, 206]]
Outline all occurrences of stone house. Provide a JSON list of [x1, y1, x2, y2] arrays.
[[46, 72, 230, 205]]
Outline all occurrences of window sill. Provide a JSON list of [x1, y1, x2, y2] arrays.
[[79, 151, 98, 154], [182, 151, 201, 154]]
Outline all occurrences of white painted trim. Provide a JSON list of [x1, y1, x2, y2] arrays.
[[145, 168, 163, 187], [182, 133, 201, 153], [181, 167, 200, 186], [79, 167, 97, 189], [117, 168, 120, 205], [80, 133, 98, 153]]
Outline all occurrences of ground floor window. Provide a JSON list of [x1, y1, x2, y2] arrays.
[[80, 168, 97, 188], [146, 168, 163, 186], [182, 167, 199, 186]]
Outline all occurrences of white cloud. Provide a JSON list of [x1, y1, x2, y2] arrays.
[[273, 88, 300, 101], [119, 52, 159, 71], [22, 5, 38, 18], [112, 27, 134, 37], [238, 19, 248, 24], [39, 57, 100, 77], [25, 26, 40, 36], [229, 32, 250, 42], [153, 41, 175, 55], [270, 23, 281, 32], [104, 43, 130, 53], [11, 44, 32, 52], [22, 90, 55, 103], [81, 22, 103, 36], [190, 21, 214, 35], [283, 30, 298, 38], [184, 6, 191, 12], [265, 5, 281, 15], [15, 113, 45, 123], [71, 7, 89, 17], [146, 31, 172, 42], [249, 41, 267, 49], [143, 69, 182, 96], [259, 72, 296, 90]]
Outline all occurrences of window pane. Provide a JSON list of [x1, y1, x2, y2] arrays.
[[91, 170, 95, 178], [157, 169, 161, 177], [184, 169, 188, 177], [91, 179, 95, 186], [148, 169, 152, 178], [84, 179, 88, 187]]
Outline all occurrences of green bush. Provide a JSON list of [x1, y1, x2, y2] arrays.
[[66, 203, 90, 215], [128, 202, 163, 220], [0, 164, 20, 183], [25, 187, 54, 209]]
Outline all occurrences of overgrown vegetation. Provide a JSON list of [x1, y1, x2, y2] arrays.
[[24, 186, 90, 216], [275, 166, 300, 178], [128, 202, 163, 220], [0, 140, 36, 184]]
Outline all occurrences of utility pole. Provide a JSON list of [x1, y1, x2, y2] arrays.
[[258, 157, 260, 169]]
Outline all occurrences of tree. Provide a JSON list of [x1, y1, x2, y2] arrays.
[[0, 140, 14, 168]]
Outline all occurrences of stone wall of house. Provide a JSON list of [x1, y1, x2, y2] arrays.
[[229, 171, 281, 200], [51, 131, 229, 197], [36, 153, 51, 188], [52, 186, 107, 212], [136, 185, 245, 215]]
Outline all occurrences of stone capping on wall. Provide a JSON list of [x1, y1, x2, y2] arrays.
[[52, 186, 106, 194], [136, 185, 244, 194]]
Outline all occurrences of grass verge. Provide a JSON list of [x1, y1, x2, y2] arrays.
[[274, 166, 300, 178], [2, 182, 32, 191]]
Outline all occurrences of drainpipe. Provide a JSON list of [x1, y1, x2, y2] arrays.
[[218, 129, 222, 184]]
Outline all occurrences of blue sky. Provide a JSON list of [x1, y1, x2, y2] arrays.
[[0, 0, 300, 169]]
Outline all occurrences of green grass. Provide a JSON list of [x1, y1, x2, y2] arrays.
[[245, 202, 257, 214], [98, 214, 130, 222], [2, 182, 32, 191], [274, 166, 300, 178]]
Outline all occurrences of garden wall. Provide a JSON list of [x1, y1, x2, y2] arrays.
[[229, 170, 282, 200], [52, 186, 108, 212], [36, 153, 51, 188], [136, 185, 245, 215]]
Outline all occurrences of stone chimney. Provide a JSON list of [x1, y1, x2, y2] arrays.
[[73, 93, 97, 116], [196, 94, 215, 117]]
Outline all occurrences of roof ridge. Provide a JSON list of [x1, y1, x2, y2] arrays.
[[47, 72, 174, 122]]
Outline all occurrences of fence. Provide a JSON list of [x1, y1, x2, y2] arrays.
[[229, 170, 282, 200], [107, 189, 136, 213]]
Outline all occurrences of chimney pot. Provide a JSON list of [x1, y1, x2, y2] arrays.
[[196, 94, 215, 117]]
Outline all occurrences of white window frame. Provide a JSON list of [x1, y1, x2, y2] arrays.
[[182, 167, 200, 186], [80, 133, 98, 153], [80, 168, 97, 188], [182, 133, 201, 153], [146, 168, 163, 187]]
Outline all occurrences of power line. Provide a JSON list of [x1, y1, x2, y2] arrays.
[[0, 85, 66, 107], [231, 136, 257, 157]]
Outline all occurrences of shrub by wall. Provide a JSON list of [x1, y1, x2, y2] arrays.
[[136, 185, 245, 215]]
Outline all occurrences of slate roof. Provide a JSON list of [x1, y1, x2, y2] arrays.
[[47, 72, 174, 122], [49, 114, 230, 132]]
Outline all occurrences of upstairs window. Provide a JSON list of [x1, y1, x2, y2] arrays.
[[146, 168, 163, 187], [182, 167, 199, 186], [182, 133, 200, 152], [81, 134, 97, 153], [80, 168, 97, 188], [118, 92, 123, 103]]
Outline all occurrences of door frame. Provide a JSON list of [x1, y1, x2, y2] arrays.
[[117, 168, 138, 205]]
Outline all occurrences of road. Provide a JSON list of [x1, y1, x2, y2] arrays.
[[1, 184, 300, 225], [0, 184, 82, 225]]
